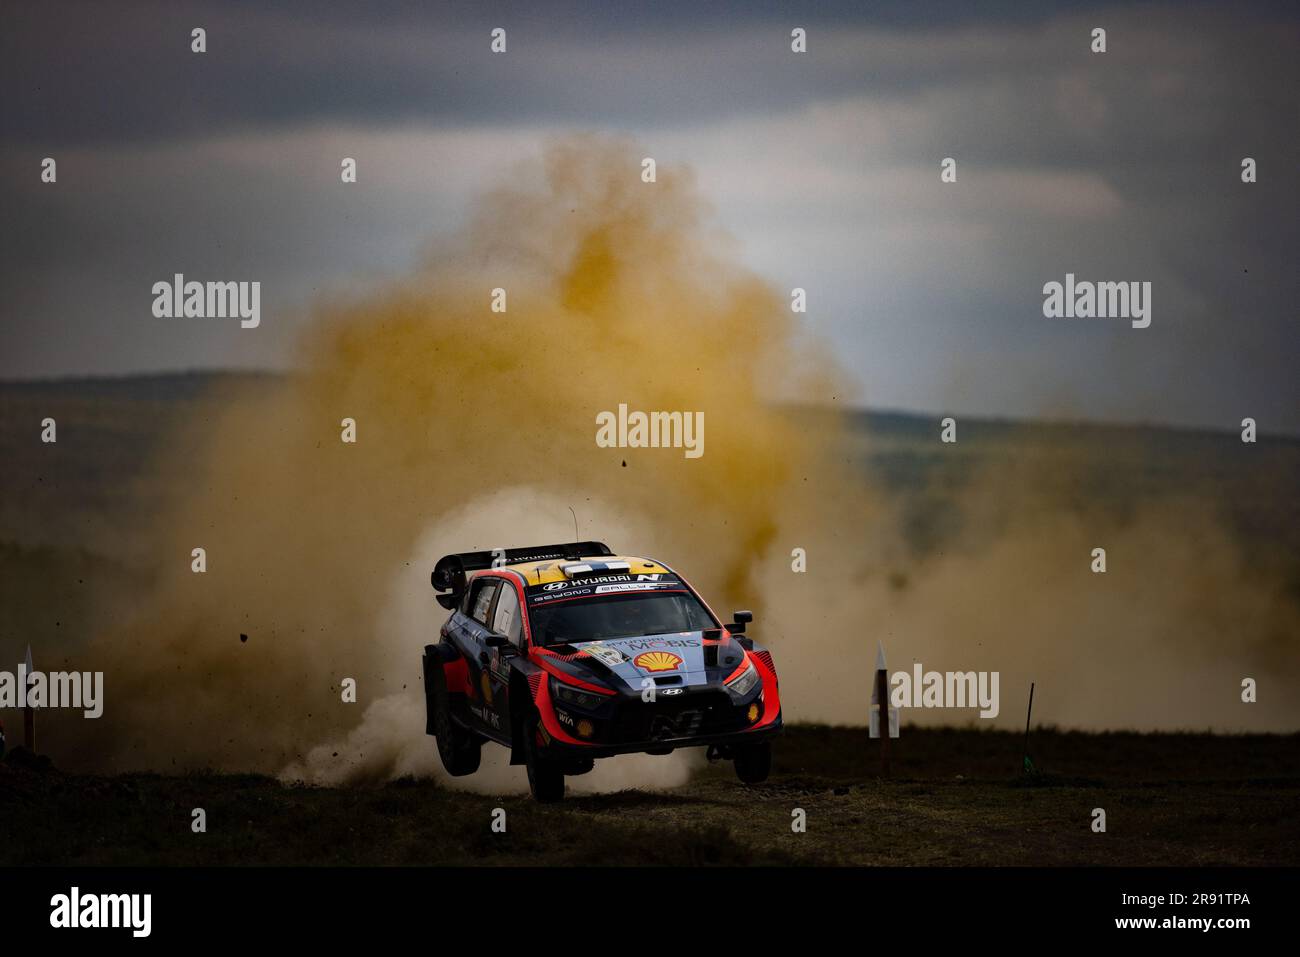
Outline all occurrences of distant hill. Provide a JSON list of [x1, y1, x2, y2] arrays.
[[2, 371, 1297, 561], [0, 370, 281, 402]]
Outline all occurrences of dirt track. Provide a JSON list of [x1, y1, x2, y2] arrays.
[[3, 726, 1296, 866]]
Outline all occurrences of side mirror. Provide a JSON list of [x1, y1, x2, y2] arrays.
[[484, 633, 508, 648], [732, 610, 753, 633]]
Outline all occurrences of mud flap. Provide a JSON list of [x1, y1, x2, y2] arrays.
[[423, 644, 446, 736]]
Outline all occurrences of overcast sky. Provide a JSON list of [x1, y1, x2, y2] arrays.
[[2, 0, 1297, 433]]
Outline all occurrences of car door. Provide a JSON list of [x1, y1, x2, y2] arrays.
[[484, 580, 524, 744], [456, 577, 505, 738]]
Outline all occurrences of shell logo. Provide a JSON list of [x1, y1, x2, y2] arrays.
[[633, 651, 683, 673]]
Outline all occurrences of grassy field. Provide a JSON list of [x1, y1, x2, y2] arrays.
[[3, 726, 1296, 866]]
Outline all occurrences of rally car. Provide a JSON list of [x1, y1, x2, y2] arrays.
[[422, 541, 781, 802]]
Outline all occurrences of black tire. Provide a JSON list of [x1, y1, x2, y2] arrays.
[[432, 673, 481, 777], [734, 740, 771, 784], [523, 715, 565, 803]]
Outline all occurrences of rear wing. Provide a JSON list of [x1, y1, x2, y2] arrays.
[[431, 541, 614, 609]]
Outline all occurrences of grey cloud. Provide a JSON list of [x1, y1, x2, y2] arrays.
[[1, 1, 1296, 434], [6, 1, 1294, 149]]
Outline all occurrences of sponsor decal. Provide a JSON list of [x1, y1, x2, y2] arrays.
[[583, 644, 628, 667], [614, 636, 701, 652], [532, 573, 673, 594], [633, 651, 683, 673], [593, 582, 677, 594], [469, 703, 501, 729], [572, 573, 633, 586], [556, 709, 575, 727], [528, 586, 594, 604], [480, 671, 494, 705]]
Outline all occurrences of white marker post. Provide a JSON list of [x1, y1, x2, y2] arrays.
[[869, 641, 899, 774]]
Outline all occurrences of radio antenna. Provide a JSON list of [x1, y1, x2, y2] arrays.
[[568, 506, 578, 542]]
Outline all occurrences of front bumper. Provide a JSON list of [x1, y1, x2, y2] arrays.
[[540, 671, 782, 757], [542, 709, 783, 759], [534, 646, 783, 758]]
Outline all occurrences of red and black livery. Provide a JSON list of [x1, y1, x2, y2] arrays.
[[422, 541, 782, 802]]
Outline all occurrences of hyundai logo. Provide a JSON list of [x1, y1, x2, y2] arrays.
[[660, 688, 684, 696]]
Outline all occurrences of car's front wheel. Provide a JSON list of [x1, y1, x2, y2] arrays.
[[734, 740, 771, 784], [523, 714, 565, 803], [432, 670, 482, 777]]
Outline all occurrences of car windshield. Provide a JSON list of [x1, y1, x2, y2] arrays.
[[529, 591, 716, 645]]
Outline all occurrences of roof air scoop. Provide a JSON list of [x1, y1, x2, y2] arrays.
[[561, 560, 631, 580]]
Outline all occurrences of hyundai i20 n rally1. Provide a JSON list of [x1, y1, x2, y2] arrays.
[[422, 542, 781, 802]]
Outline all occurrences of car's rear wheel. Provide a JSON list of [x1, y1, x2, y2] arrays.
[[432, 672, 482, 777], [524, 715, 565, 803], [734, 740, 771, 784]]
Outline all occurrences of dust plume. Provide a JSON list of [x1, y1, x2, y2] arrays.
[[73, 136, 1300, 785], [75, 136, 859, 782], [760, 468, 1300, 734]]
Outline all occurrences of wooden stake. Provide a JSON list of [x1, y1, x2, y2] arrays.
[[876, 667, 891, 776], [23, 644, 35, 753], [1021, 681, 1035, 774]]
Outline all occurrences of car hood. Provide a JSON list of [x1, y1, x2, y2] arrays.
[[557, 631, 746, 691]]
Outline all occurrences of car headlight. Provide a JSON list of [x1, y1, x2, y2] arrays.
[[553, 682, 606, 711], [726, 659, 760, 701]]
